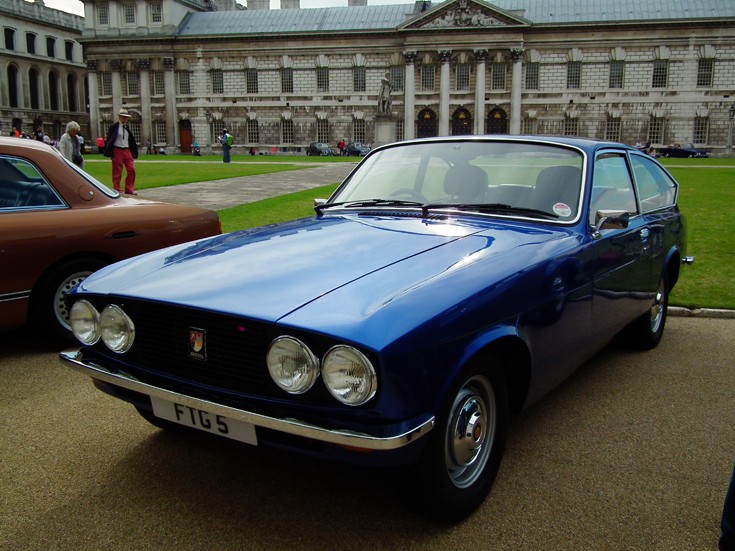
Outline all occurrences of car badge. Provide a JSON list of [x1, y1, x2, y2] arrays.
[[188, 327, 207, 360]]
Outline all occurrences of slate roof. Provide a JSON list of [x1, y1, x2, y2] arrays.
[[176, 0, 735, 36]]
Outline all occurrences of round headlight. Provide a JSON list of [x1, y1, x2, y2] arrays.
[[266, 336, 320, 394], [99, 304, 135, 353], [322, 345, 377, 406], [69, 300, 100, 345]]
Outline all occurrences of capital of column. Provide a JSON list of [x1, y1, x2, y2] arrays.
[[510, 48, 525, 62], [86, 59, 98, 71], [473, 49, 489, 62], [437, 50, 453, 63], [163, 58, 176, 70], [136, 59, 151, 70], [110, 59, 123, 72], [403, 51, 417, 64]]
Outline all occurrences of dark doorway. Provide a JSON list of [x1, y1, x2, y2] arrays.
[[179, 120, 192, 153], [487, 108, 508, 134], [417, 108, 438, 138], [451, 108, 473, 135]]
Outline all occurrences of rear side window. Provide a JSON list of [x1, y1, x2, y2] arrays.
[[0, 157, 64, 210], [630, 154, 677, 213]]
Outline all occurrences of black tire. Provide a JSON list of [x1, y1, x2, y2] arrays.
[[624, 273, 669, 350], [33, 257, 109, 343], [405, 362, 509, 521]]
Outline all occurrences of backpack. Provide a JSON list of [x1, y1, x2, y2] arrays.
[[226, 134, 234, 146]]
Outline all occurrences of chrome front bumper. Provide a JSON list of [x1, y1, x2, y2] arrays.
[[59, 348, 435, 451]]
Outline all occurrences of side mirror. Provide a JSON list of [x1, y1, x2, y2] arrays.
[[594, 209, 629, 232], [313, 198, 326, 207]]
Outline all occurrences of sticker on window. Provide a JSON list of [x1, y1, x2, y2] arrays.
[[553, 203, 572, 217]]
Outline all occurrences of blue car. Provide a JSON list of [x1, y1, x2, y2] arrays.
[[60, 136, 688, 520]]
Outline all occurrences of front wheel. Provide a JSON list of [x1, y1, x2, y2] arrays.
[[405, 365, 508, 521], [624, 273, 668, 350]]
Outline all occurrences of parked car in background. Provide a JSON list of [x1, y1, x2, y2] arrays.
[[0, 137, 221, 340], [61, 136, 688, 521], [656, 143, 709, 158], [345, 141, 371, 156], [306, 142, 336, 156]]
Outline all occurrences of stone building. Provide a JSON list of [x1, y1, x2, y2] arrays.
[[78, 0, 735, 155], [0, 0, 88, 140]]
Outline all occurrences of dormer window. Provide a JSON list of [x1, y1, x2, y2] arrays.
[[150, 2, 162, 24]]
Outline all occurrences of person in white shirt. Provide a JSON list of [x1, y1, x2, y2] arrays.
[[102, 108, 139, 195]]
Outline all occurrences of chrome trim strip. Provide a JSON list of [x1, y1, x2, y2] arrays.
[[59, 348, 435, 451], [0, 290, 30, 303]]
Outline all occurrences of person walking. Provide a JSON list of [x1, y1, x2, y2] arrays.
[[222, 128, 232, 163], [58, 121, 84, 168], [103, 108, 138, 195]]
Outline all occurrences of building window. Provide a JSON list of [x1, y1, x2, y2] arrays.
[[97, 4, 109, 25], [316, 118, 329, 142], [212, 120, 225, 141], [5, 29, 15, 50], [353, 66, 366, 92], [525, 62, 539, 90], [609, 61, 624, 89], [395, 119, 404, 141], [128, 119, 142, 143], [49, 72, 59, 110], [281, 68, 293, 94], [177, 71, 191, 94], [281, 119, 294, 144], [648, 116, 664, 144], [652, 60, 668, 88], [693, 116, 709, 144], [211, 69, 224, 94], [567, 61, 581, 89], [29, 68, 40, 109], [390, 65, 403, 92], [67, 73, 77, 111], [150, 71, 165, 95], [150, 2, 162, 24], [7, 65, 18, 107], [491, 62, 506, 90], [522, 118, 538, 134], [421, 64, 435, 91], [606, 116, 622, 141], [98, 72, 112, 96], [316, 67, 329, 93], [153, 120, 167, 144], [353, 119, 366, 142], [247, 120, 260, 143], [125, 72, 140, 95], [563, 117, 579, 136], [246, 68, 258, 94], [46, 37, 55, 58], [456, 63, 470, 91], [123, 4, 136, 24], [26, 33, 36, 54], [697, 59, 714, 88], [64, 41, 74, 61]]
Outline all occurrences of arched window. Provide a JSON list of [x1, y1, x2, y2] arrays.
[[417, 108, 437, 138], [487, 108, 508, 134], [451, 108, 472, 136], [8, 65, 19, 108], [49, 72, 59, 111], [66, 73, 77, 112], [29, 68, 40, 110]]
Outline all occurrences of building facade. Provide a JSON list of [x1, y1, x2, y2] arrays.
[[77, 0, 735, 155], [0, 0, 88, 140]]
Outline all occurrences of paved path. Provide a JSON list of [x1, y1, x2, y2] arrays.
[[136, 162, 357, 210]]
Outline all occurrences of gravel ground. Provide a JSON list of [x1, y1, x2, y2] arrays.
[[1, 316, 733, 550]]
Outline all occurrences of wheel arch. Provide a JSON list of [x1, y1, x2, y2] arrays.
[[31, 251, 119, 299]]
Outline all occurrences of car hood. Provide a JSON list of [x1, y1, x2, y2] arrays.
[[78, 213, 573, 326]]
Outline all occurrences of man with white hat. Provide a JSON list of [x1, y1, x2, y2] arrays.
[[103, 108, 139, 195]]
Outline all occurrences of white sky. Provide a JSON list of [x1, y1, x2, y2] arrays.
[[41, 0, 410, 17]]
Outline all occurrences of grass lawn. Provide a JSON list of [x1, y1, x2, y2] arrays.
[[84, 154, 734, 310]]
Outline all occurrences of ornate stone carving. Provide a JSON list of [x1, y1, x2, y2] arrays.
[[423, 3, 505, 28], [163, 58, 176, 70], [377, 72, 392, 115], [437, 50, 453, 63], [86, 60, 98, 71], [510, 48, 524, 62], [403, 51, 418, 64], [110, 60, 122, 72], [473, 49, 489, 62], [136, 59, 151, 70]]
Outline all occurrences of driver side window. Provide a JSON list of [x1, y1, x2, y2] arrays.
[[589, 153, 638, 225]]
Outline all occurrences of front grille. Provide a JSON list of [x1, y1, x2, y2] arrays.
[[98, 299, 269, 395]]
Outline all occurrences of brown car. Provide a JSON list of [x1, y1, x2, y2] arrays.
[[0, 137, 221, 340]]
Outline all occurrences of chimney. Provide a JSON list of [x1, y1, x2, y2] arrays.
[[281, 0, 300, 8], [248, 0, 270, 9], [348, 0, 367, 6]]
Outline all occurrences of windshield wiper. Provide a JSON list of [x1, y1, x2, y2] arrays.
[[421, 203, 560, 219], [315, 199, 425, 214]]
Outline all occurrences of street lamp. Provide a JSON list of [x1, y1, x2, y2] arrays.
[[728, 103, 735, 158]]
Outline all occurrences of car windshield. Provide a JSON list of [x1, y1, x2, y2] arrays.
[[328, 140, 585, 222]]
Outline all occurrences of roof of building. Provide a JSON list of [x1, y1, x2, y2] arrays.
[[176, 0, 735, 36]]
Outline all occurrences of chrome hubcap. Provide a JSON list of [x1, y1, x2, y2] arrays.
[[54, 271, 92, 329]]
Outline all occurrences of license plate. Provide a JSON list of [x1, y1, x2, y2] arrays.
[[150, 396, 258, 446]]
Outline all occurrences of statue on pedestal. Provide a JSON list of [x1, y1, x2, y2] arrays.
[[377, 72, 393, 115]]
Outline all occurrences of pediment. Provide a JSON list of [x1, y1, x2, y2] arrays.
[[401, 0, 530, 30]]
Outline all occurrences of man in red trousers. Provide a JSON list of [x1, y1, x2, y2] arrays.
[[103, 108, 139, 195]]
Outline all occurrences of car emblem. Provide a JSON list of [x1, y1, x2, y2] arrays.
[[189, 327, 207, 360]]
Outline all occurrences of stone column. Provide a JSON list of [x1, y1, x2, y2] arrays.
[[473, 49, 488, 135], [137, 59, 152, 145], [110, 59, 123, 113], [86, 60, 100, 140], [510, 48, 524, 135], [438, 50, 452, 136], [403, 51, 417, 140], [163, 58, 178, 149]]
